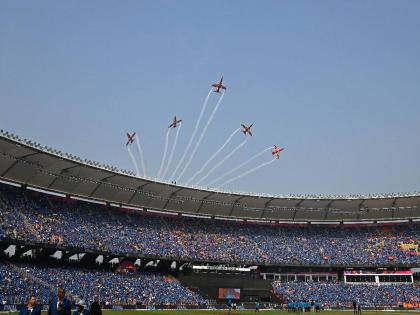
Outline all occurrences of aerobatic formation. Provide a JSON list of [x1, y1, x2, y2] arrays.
[[125, 76, 286, 188]]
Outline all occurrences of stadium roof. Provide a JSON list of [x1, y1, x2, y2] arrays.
[[0, 129, 419, 222]]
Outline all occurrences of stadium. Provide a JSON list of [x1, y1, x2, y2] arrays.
[[0, 129, 419, 312], [2, 1, 420, 315]]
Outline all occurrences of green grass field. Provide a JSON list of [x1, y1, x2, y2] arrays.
[[95, 311, 420, 315], [6, 310, 420, 315]]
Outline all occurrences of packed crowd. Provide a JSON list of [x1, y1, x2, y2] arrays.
[[272, 281, 420, 308], [0, 184, 419, 265], [0, 262, 206, 305]]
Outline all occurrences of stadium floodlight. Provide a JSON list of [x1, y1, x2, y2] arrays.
[[70, 196, 106, 205], [311, 221, 341, 225], [121, 205, 143, 211], [378, 219, 409, 224], [0, 179, 21, 187], [343, 221, 374, 224], [147, 209, 178, 216], [214, 216, 243, 222], [247, 219, 270, 223], [27, 186, 66, 198], [181, 213, 212, 219]]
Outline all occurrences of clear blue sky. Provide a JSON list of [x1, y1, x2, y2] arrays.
[[1, 1, 420, 195]]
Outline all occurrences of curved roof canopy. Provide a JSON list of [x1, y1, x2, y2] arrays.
[[0, 130, 419, 222]]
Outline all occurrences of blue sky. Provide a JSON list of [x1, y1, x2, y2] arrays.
[[1, 1, 419, 195]]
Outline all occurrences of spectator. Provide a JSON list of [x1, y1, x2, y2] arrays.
[[0, 262, 206, 306], [0, 183, 418, 267], [273, 281, 420, 308]]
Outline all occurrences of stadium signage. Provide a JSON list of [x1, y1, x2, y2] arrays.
[[192, 265, 251, 272], [343, 270, 413, 275]]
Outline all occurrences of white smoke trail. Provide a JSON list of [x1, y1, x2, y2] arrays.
[[169, 89, 212, 181], [217, 158, 277, 188], [156, 128, 171, 179], [135, 136, 147, 177], [127, 145, 140, 176], [195, 138, 247, 186], [162, 123, 182, 180], [186, 127, 241, 186], [206, 146, 272, 187], [176, 92, 225, 182]]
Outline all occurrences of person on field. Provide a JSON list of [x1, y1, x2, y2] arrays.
[[19, 295, 41, 315], [72, 300, 88, 315], [315, 301, 321, 312], [89, 296, 102, 315], [227, 299, 232, 315], [48, 288, 71, 315], [255, 301, 260, 313]]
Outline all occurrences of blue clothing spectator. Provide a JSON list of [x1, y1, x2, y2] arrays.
[[0, 262, 206, 306], [0, 183, 418, 267]]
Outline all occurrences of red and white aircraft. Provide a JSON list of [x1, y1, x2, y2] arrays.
[[272, 145, 285, 159], [168, 116, 182, 129], [211, 76, 227, 93], [126, 132, 136, 146], [241, 124, 253, 136]]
